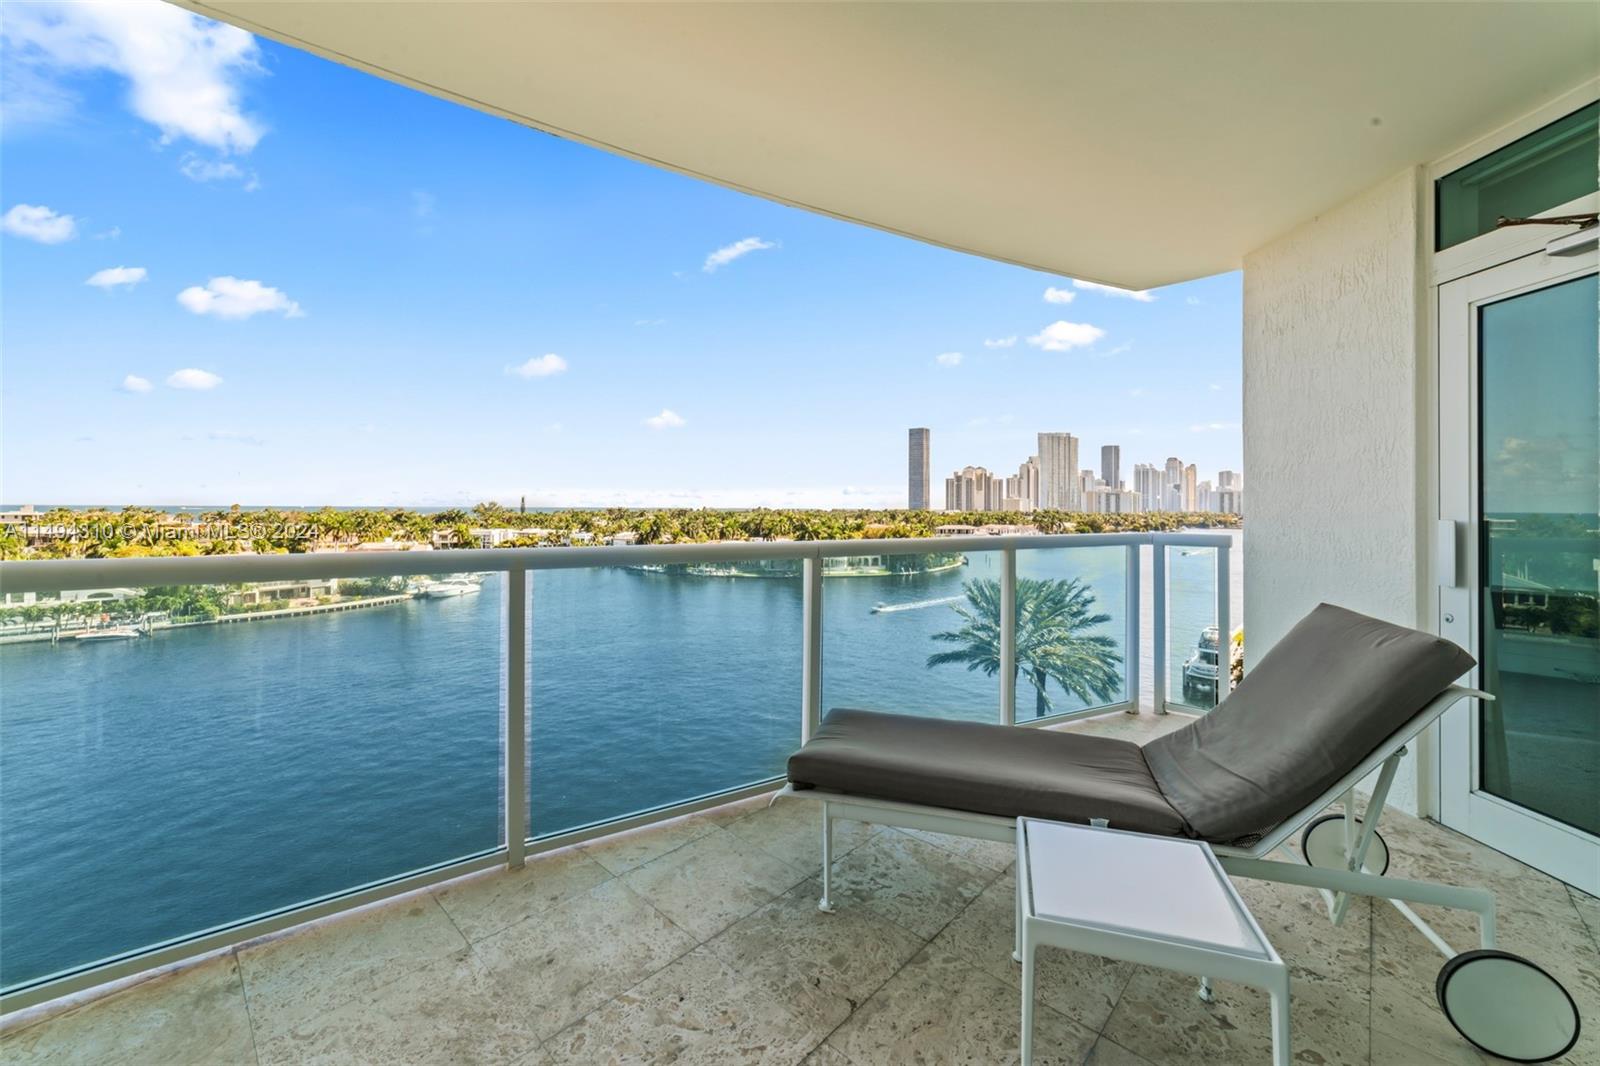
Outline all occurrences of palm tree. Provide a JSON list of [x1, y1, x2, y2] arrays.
[[927, 577, 1123, 718]]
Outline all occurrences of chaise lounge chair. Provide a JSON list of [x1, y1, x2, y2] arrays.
[[779, 603, 1582, 1063]]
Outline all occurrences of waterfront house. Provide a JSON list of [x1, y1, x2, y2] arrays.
[[223, 579, 341, 609], [0, 5, 1595, 1065]]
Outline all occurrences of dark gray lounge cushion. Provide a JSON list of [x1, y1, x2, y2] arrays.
[[787, 708, 1186, 836], [1144, 603, 1475, 844]]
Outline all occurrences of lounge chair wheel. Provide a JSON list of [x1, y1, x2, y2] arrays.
[[1299, 814, 1389, 875], [1436, 949, 1580, 1063]]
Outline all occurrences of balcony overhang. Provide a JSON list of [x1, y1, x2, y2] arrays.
[[175, 1, 1597, 289]]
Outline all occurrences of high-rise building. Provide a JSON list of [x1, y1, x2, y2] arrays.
[[1086, 486, 1140, 513], [944, 465, 998, 511], [1164, 457, 1184, 510], [908, 428, 931, 510], [1197, 479, 1215, 512], [1037, 433, 1079, 510], [1100, 445, 1122, 491], [1079, 469, 1099, 504], [1217, 487, 1244, 515], [1017, 456, 1039, 508], [1182, 463, 1198, 511], [1133, 463, 1160, 511]]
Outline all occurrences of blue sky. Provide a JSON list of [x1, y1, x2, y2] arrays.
[[1, 2, 1241, 509]]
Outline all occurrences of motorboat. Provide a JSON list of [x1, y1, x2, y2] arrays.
[[421, 579, 481, 598], [74, 626, 140, 642]]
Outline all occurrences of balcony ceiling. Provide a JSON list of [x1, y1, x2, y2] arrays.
[[177, 1, 1598, 289]]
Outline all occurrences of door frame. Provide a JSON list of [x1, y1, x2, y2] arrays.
[[1435, 248, 1598, 893]]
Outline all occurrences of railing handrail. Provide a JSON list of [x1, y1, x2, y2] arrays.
[[0, 530, 1236, 594]]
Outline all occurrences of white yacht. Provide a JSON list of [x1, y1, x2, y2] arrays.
[[422, 579, 482, 598]]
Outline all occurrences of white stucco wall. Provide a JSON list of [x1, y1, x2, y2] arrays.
[[1242, 167, 1428, 811]]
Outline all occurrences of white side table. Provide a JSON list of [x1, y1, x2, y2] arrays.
[[1017, 817, 1290, 1066]]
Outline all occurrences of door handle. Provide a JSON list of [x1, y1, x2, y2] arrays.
[[1437, 519, 1459, 588]]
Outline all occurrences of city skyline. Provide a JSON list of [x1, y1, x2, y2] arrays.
[[1, 2, 1242, 509], [924, 425, 1241, 514]]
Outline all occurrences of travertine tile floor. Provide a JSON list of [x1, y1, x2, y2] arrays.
[[3, 712, 1596, 1065]]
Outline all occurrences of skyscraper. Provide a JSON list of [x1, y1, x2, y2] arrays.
[[908, 428, 931, 510], [1164, 457, 1184, 510], [1100, 445, 1122, 491], [1133, 463, 1160, 511], [1182, 463, 1198, 511], [1037, 432, 1079, 510], [1018, 456, 1040, 507], [944, 465, 998, 511]]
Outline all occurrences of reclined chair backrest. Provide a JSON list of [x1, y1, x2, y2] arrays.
[[1143, 603, 1475, 844]]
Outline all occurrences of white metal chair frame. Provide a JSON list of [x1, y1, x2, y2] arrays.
[[777, 685, 1499, 978]]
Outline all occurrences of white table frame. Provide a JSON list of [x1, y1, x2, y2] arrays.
[[1016, 818, 1291, 1066]]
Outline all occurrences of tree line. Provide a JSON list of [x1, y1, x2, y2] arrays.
[[1, 504, 1240, 560]]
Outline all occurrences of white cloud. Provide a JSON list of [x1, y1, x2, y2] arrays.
[[935, 352, 963, 367], [167, 368, 222, 390], [1, 1, 265, 153], [1208, 383, 1223, 391], [1186, 296, 1204, 306], [178, 276, 303, 319], [507, 354, 568, 379], [2, 203, 77, 243], [1026, 320, 1106, 352], [644, 408, 686, 430], [120, 374, 152, 393], [1072, 279, 1156, 302], [1189, 421, 1240, 433], [180, 155, 240, 181], [702, 237, 775, 273], [179, 153, 257, 188], [86, 265, 147, 289], [983, 336, 1017, 349], [634, 318, 667, 327], [1042, 287, 1076, 304], [94, 225, 121, 240], [1128, 387, 1146, 398]]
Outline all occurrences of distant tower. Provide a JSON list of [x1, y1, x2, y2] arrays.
[[1164, 457, 1184, 510], [1100, 445, 1122, 491], [908, 428, 931, 509], [1037, 432, 1080, 509]]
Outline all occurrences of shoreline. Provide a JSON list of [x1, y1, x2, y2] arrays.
[[0, 592, 417, 647]]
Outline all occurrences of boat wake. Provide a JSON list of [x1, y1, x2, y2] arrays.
[[871, 595, 965, 615]]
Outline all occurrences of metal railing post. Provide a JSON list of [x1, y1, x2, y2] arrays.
[[1125, 543, 1141, 714], [1000, 548, 1017, 725], [505, 567, 528, 868], [1152, 538, 1168, 714], [1216, 541, 1232, 709], [801, 555, 823, 742]]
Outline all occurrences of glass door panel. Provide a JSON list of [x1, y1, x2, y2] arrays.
[[1477, 274, 1600, 836], [1439, 245, 1599, 893]]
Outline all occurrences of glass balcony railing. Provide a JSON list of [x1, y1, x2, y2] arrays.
[[0, 530, 1232, 1009], [530, 560, 802, 837], [1012, 545, 1132, 722], [823, 549, 1003, 724], [0, 570, 505, 993], [1164, 543, 1225, 712]]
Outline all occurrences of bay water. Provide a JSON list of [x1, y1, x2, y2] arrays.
[[0, 535, 1238, 988]]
